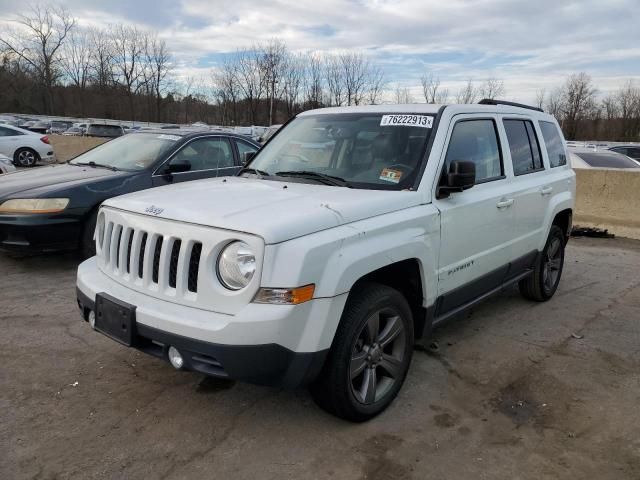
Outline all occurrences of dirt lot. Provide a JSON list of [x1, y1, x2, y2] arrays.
[[1, 237, 639, 479], [49, 135, 108, 162]]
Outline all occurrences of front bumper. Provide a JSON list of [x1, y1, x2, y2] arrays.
[[77, 258, 348, 388], [0, 212, 83, 252]]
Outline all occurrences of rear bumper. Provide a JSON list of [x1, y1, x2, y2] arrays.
[[0, 213, 83, 253], [76, 259, 347, 388]]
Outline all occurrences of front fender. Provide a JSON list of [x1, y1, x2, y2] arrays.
[[261, 204, 440, 305]]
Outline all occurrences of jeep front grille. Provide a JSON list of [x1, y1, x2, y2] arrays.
[[101, 222, 201, 295]]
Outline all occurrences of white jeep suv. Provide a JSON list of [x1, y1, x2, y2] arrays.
[[77, 100, 575, 421]]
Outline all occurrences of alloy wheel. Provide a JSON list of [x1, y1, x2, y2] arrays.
[[350, 308, 406, 405], [17, 150, 36, 167], [542, 237, 562, 293]]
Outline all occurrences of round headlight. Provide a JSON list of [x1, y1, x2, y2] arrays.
[[217, 241, 256, 290], [96, 211, 105, 249]]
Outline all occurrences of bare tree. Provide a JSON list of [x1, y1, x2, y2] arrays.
[[545, 87, 564, 120], [260, 39, 287, 125], [455, 79, 477, 104], [534, 88, 546, 110], [394, 86, 414, 104], [304, 53, 324, 108], [88, 27, 114, 91], [560, 72, 597, 139], [325, 55, 345, 106], [616, 80, 640, 140], [0, 4, 75, 114], [339, 52, 369, 106], [142, 34, 171, 122], [110, 25, 145, 119], [365, 66, 386, 105], [282, 53, 304, 118], [478, 77, 505, 100], [60, 27, 91, 114], [234, 47, 266, 124], [211, 61, 240, 125]]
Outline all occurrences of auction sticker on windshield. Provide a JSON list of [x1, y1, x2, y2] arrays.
[[379, 168, 403, 183], [380, 115, 433, 128]]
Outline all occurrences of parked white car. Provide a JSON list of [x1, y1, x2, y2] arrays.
[[0, 154, 16, 174], [77, 100, 575, 421], [0, 124, 56, 167]]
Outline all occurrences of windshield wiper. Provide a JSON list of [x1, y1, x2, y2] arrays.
[[73, 161, 119, 172], [238, 167, 270, 177], [275, 170, 351, 188]]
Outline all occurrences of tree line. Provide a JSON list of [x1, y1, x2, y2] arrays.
[[1, 5, 639, 141]]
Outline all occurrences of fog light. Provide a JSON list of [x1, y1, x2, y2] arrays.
[[168, 346, 184, 369], [88, 310, 96, 329]]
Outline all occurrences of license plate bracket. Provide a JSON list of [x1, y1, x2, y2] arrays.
[[95, 293, 137, 346]]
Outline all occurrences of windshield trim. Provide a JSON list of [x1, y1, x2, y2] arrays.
[[244, 109, 444, 191]]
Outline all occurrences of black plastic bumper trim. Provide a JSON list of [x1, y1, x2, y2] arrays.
[[76, 289, 327, 388]]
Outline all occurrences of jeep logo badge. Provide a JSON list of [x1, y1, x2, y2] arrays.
[[145, 205, 164, 216]]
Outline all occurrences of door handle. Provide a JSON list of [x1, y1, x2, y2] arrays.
[[540, 186, 553, 196], [496, 198, 514, 209]]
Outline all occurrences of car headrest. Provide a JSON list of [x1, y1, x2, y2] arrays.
[[372, 134, 393, 159]]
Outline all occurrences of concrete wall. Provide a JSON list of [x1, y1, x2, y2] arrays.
[[574, 168, 640, 240]]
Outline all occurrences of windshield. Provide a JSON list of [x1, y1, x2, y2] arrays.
[[247, 113, 435, 189], [69, 133, 178, 171]]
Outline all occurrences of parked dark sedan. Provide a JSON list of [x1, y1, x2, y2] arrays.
[[608, 144, 640, 160], [0, 130, 260, 257]]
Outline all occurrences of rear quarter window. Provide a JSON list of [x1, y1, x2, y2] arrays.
[[539, 121, 567, 167]]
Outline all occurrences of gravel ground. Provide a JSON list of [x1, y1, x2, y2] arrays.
[[1, 237, 639, 479]]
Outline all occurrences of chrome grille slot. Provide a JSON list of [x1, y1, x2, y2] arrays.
[[188, 242, 202, 293]]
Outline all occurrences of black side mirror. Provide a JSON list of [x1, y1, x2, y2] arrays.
[[438, 160, 476, 198], [166, 161, 191, 174], [243, 151, 256, 165]]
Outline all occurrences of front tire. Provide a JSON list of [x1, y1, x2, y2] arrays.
[[14, 148, 40, 167], [310, 282, 414, 422], [519, 225, 565, 301]]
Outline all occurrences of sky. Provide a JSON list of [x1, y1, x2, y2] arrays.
[[1, 0, 639, 103]]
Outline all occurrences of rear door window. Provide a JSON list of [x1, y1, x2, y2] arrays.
[[539, 121, 567, 167], [503, 119, 544, 175]]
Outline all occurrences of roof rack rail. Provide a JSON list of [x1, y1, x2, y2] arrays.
[[478, 98, 544, 112]]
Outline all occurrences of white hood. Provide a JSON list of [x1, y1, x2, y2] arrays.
[[103, 176, 422, 244]]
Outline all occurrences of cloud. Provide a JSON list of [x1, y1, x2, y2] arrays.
[[1, 0, 638, 102]]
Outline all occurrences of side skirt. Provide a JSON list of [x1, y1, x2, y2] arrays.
[[432, 269, 532, 328]]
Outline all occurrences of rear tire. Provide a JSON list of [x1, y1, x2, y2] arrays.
[[519, 225, 565, 302], [310, 282, 414, 422], [13, 148, 40, 167], [80, 210, 98, 259]]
